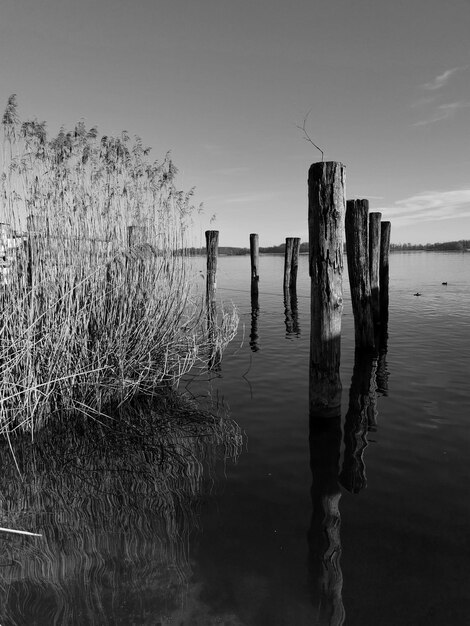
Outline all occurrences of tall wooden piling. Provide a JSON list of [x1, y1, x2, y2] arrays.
[[290, 237, 300, 290], [127, 225, 136, 248], [369, 212, 382, 323], [308, 161, 345, 416], [283, 237, 294, 292], [284, 289, 300, 337], [379, 221, 391, 326], [205, 230, 219, 322], [250, 233, 260, 301], [250, 289, 260, 352], [250, 233, 259, 281], [345, 199, 375, 351]]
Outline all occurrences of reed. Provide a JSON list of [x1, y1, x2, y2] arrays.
[[0, 96, 238, 435]]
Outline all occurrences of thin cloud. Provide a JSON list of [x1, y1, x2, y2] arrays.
[[413, 101, 470, 126], [421, 67, 466, 91], [379, 189, 470, 226]]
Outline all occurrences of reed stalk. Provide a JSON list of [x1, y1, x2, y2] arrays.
[[0, 96, 238, 435]]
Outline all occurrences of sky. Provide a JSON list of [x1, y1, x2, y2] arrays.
[[1, 0, 469, 247]]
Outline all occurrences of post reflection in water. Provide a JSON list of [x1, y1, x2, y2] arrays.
[[308, 416, 345, 626], [308, 331, 344, 624], [250, 277, 260, 352], [283, 286, 300, 338], [0, 395, 241, 626], [339, 350, 379, 494]]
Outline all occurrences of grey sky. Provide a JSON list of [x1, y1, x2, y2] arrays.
[[1, 0, 469, 245]]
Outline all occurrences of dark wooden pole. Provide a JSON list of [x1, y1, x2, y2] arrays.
[[284, 288, 300, 337], [250, 233, 259, 281], [290, 237, 300, 290], [369, 212, 382, 323], [127, 225, 136, 248], [308, 161, 345, 417], [379, 221, 391, 326], [205, 230, 219, 322], [250, 289, 260, 352], [283, 237, 294, 292], [376, 327, 389, 396], [345, 199, 375, 351], [250, 233, 259, 301]]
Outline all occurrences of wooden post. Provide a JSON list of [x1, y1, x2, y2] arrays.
[[308, 161, 345, 417], [283, 237, 294, 292], [376, 325, 389, 396], [250, 289, 260, 352], [127, 225, 136, 248], [290, 237, 300, 290], [250, 233, 259, 281], [205, 230, 219, 322], [284, 289, 300, 337], [345, 199, 375, 351], [250, 233, 259, 301], [369, 212, 382, 323], [379, 221, 391, 326]]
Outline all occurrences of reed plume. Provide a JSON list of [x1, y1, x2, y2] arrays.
[[0, 98, 238, 435]]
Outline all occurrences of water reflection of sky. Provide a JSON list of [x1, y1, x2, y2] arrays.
[[1, 252, 469, 624]]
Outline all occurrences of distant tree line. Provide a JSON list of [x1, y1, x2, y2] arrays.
[[184, 240, 469, 255], [184, 246, 249, 256], [390, 240, 470, 251]]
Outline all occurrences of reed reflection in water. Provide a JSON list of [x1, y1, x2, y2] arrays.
[[0, 394, 242, 626]]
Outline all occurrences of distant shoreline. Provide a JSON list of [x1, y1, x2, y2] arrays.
[[190, 241, 470, 256]]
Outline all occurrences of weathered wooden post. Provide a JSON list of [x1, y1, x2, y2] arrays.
[[308, 417, 344, 625], [283, 237, 294, 292], [205, 230, 219, 322], [250, 233, 259, 282], [284, 289, 300, 337], [127, 225, 136, 248], [26, 214, 46, 290], [369, 212, 382, 323], [376, 326, 389, 396], [290, 237, 300, 290], [250, 291, 260, 352], [345, 199, 375, 351], [0, 223, 12, 287], [250, 233, 259, 304], [379, 221, 391, 326], [308, 161, 345, 417], [249, 233, 260, 352]]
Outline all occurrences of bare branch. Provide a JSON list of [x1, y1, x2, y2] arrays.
[[295, 110, 324, 162]]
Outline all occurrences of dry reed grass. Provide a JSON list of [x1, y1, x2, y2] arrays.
[[0, 96, 238, 435]]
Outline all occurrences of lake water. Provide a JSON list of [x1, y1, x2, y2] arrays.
[[1, 252, 469, 625]]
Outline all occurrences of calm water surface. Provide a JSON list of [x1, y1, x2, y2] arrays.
[[1, 252, 469, 625]]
